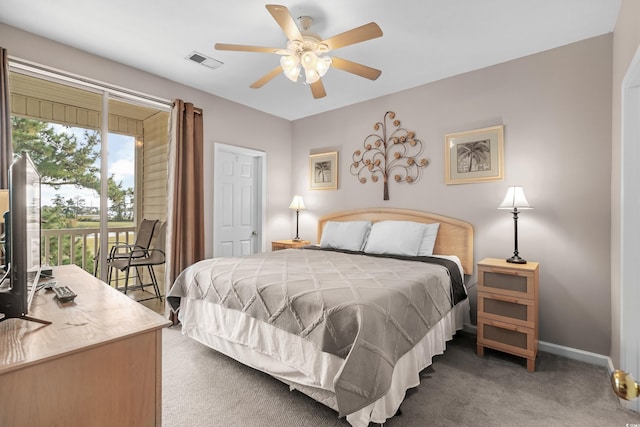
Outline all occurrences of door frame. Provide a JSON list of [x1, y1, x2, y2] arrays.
[[621, 45, 640, 413], [213, 143, 266, 256]]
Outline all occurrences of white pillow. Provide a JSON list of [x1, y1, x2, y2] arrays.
[[319, 221, 372, 251], [417, 223, 440, 256], [363, 221, 426, 257]]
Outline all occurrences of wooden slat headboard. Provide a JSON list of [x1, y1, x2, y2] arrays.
[[317, 208, 474, 275]]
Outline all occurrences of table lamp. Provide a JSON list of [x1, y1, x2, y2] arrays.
[[289, 196, 305, 241], [498, 186, 532, 264]]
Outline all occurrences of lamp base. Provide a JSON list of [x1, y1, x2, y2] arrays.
[[506, 255, 527, 264], [292, 237, 301, 242]]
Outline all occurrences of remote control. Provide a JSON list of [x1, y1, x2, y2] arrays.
[[43, 281, 58, 290], [53, 285, 77, 303]]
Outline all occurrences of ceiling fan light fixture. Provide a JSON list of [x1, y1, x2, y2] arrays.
[[300, 51, 331, 83], [301, 51, 317, 69], [215, 5, 383, 98], [280, 55, 301, 82], [304, 68, 320, 84], [284, 65, 301, 82], [316, 56, 332, 77]]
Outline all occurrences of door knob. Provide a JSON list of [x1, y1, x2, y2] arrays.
[[612, 369, 640, 400]]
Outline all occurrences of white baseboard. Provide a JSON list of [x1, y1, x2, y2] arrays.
[[462, 324, 614, 372]]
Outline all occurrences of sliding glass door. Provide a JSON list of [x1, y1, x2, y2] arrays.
[[8, 67, 169, 290]]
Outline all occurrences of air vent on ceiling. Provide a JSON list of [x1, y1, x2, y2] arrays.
[[187, 51, 223, 70]]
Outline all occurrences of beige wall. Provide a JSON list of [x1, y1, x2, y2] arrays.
[[292, 35, 613, 355], [0, 22, 293, 260], [611, 0, 640, 367]]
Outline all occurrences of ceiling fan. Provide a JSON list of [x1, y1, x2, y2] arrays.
[[215, 4, 383, 99]]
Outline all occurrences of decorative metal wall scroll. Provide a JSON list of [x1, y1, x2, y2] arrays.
[[350, 111, 428, 200]]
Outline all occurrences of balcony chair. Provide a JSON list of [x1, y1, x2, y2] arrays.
[[107, 220, 166, 301], [93, 218, 159, 277]]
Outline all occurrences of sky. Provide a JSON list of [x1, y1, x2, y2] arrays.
[[41, 124, 135, 209]]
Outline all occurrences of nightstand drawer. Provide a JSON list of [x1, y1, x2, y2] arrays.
[[272, 242, 289, 251], [478, 264, 537, 299], [477, 318, 536, 359], [478, 292, 535, 329], [271, 240, 311, 251]]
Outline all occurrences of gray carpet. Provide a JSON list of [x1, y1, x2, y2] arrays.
[[162, 326, 640, 426]]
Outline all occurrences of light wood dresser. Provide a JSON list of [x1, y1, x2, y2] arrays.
[[271, 239, 311, 251], [0, 265, 171, 426], [476, 257, 539, 372]]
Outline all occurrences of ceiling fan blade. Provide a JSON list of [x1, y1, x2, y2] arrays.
[[215, 43, 281, 54], [330, 57, 382, 80], [266, 4, 303, 42], [322, 22, 383, 51], [250, 66, 283, 88], [310, 80, 326, 99]]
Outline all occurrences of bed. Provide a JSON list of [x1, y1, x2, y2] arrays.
[[168, 208, 474, 426]]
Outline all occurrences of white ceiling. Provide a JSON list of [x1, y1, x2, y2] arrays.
[[0, 0, 621, 121]]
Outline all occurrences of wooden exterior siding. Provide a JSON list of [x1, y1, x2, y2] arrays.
[[141, 111, 169, 222], [139, 111, 169, 292]]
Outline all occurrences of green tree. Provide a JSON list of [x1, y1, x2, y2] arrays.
[[41, 194, 82, 269], [108, 175, 133, 221], [12, 117, 100, 191], [12, 117, 135, 222], [42, 194, 72, 229]]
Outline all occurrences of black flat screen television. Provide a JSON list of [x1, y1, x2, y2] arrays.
[[0, 152, 50, 324]]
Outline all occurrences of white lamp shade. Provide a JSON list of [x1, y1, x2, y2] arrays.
[[304, 68, 320, 84], [0, 189, 8, 224], [300, 51, 317, 69], [315, 56, 332, 77], [280, 55, 300, 82], [498, 186, 532, 209], [289, 196, 305, 211], [283, 64, 301, 82]]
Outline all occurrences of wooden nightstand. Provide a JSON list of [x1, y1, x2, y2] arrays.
[[271, 239, 311, 251], [476, 257, 539, 372]]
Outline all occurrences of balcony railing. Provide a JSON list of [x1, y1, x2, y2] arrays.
[[42, 226, 136, 274]]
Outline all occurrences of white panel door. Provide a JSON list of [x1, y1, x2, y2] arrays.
[[216, 150, 258, 257], [620, 45, 640, 413]]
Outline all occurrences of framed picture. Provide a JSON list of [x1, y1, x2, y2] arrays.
[[444, 125, 504, 185], [309, 151, 338, 190]]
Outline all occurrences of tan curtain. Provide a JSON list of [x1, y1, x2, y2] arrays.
[[0, 48, 13, 189], [165, 99, 204, 322]]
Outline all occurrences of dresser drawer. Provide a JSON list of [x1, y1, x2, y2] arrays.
[[478, 291, 535, 329], [477, 318, 536, 359], [478, 265, 536, 299]]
